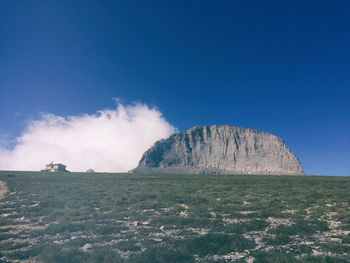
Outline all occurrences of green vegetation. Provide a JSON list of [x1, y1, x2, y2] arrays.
[[0, 171, 350, 262]]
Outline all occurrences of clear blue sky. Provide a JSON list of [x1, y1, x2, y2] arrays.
[[1, 1, 349, 176]]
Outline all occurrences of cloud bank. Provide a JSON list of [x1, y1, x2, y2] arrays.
[[0, 102, 176, 172]]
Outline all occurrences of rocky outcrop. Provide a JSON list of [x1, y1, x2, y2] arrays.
[[132, 125, 304, 175]]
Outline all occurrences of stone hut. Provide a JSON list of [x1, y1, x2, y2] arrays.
[[42, 162, 68, 172]]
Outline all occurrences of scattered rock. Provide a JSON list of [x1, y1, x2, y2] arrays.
[[209, 211, 216, 217], [266, 217, 294, 228], [82, 243, 93, 251], [246, 256, 255, 263], [179, 211, 189, 217], [133, 221, 142, 227], [179, 204, 189, 209], [239, 211, 256, 215]]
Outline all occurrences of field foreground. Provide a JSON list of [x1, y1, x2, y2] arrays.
[[0, 172, 350, 262]]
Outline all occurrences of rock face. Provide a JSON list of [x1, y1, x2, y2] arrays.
[[132, 125, 304, 175]]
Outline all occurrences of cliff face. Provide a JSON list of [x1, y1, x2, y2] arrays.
[[132, 125, 304, 175]]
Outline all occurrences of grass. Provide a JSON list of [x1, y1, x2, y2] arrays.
[[0, 171, 350, 262]]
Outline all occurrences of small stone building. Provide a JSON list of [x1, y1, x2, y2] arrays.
[[43, 162, 68, 172]]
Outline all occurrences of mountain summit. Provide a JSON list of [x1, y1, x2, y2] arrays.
[[132, 125, 304, 175]]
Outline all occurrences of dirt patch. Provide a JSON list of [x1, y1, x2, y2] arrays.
[[0, 180, 8, 199]]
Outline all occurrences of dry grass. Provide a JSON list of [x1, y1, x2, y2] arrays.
[[0, 172, 350, 262]]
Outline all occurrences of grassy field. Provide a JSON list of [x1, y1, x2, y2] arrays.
[[0, 171, 350, 262]]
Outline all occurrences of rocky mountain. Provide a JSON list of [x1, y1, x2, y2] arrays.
[[132, 125, 304, 175]]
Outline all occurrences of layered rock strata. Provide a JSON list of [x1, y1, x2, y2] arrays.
[[132, 125, 304, 175]]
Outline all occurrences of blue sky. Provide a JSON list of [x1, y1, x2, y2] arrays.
[[1, 1, 349, 175]]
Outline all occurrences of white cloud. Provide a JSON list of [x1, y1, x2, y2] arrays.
[[0, 102, 176, 172]]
